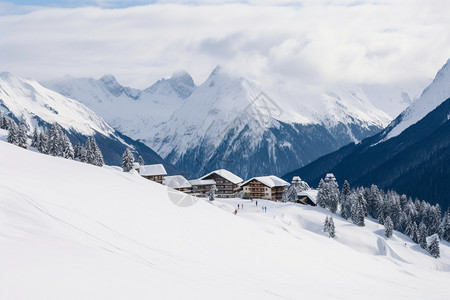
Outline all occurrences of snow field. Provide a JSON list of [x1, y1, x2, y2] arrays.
[[1, 133, 449, 299]]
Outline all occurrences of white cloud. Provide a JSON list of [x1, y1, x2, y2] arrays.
[[0, 0, 448, 92]]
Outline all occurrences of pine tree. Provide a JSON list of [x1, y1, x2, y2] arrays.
[[317, 179, 326, 208], [328, 216, 335, 238], [0, 111, 3, 129], [340, 181, 352, 220], [38, 132, 49, 154], [62, 135, 74, 159], [48, 123, 63, 156], [428, 234, 440, 258], [418, 222, 428, 249], [441, 209, 450, 242], [404, 214, 415, 237], [384, 216, 394, 238], [122, 148, 135, 172], [17, 123, 28, 149], [138, 155, 145, 166], [324, 216, 330, 235], [351, 193, 365, 227], [31, 127, 40, 148], [7, 121, 19, 145], [412, 222, 419, 243], [0, 112, 8, 130], [328, 180, 339, 213]]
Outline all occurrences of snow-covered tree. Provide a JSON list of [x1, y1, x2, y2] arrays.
[[428, 234, 440, 258], [384, 216, 394, 238], [7, 121, 19, 145], [17, 123, 28, 149], [418, 222, 428, 249], [31, 127, 40, 148], [351, 192, 365, 227], [316, 179, 326, 208], [324, 216, 336, 238], [138, 155, 145, 166], [441, 209, 450, 242], [122, 148, 135, 172], [84, 137, 104, 167], [412, 222, 419, 244], [0, 112, 8, 130], [48, 123, 64, 156], [62, 135, 74, 159], [38, 132, 49, 154], [207, 185, 218, 201], [340, 180, 352, 220]]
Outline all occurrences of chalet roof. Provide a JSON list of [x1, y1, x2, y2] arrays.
[[164, 175, 191, 189], [297, 189, 318, 204], [139, 164, 167, 176], [189, 179, 216, 186], [132, 162, 141, 170], [241, 175, 289, 188], [200, 169, 243, 184]]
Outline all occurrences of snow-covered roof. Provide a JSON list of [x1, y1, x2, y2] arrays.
[[164, 175, 191, 189], [291, 176, 302, 183], [189, 179, 216, 186], [132, 162, 140, 169], [200, 169, 243, 184], [139, 164, 167, 176], [241, 175, 289, 188], [297, 189, 318, 204]]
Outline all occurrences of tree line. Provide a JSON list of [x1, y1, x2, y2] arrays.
[[1, 112, 104, 167], [315, 176, 449, 258]]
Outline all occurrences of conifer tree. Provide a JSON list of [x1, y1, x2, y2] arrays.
[[317, 179, 326, 208], [340, 181, 352, 219], [62, 135, 74, 159], [412, 222, 419, 243], [122, 148, 135, 172], [138, 155, 145, 166], [441, 209, 450, 242], [418, 222, 428, 249], [384, 216, 393, 238], [428, 234, 440, 258], [38, 132, 49, 154], [7, 121, 19, 145], [17, 123, 28, 149], [31, 127, 40, 148], [351, 193, 365, 227]]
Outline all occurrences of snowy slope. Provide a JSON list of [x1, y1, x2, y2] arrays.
[[0, 72, 114, 136], [1, 133, 449, 299], [383, 58, 450, 140]]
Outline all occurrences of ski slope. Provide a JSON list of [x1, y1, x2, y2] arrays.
[[1, 130, 449, 299]]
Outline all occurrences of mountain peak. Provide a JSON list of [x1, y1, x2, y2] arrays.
[[99, 74, 124, 97], [208, 65, 222, 78]]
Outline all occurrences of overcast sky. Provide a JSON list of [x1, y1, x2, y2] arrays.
[[0, 0, 449, 92]]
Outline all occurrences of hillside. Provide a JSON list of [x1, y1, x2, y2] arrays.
[[283, 60, 450, 211], [1, 131, 449, 299], [0, 72, 178, 172]]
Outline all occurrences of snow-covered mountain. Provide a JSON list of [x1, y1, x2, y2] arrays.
[[44, 71, 195, 134], [382, 58, 450, 141], [1, 133, 449, 299], [0, 72, 177, 170], [44, 67, 424, 179], [285, 58, 450, 211]]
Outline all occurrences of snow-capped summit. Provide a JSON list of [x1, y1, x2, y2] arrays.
[[144, 70, 195, 99], [383, 58, 450, 141], [0, 72, 114, 136]]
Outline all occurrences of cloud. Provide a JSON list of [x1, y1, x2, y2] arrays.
[[0, 0, 448, 93]]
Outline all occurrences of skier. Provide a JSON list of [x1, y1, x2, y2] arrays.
[[237, 204, 240, 209], [256, 200, 258, 207], [234, 209, 237, 215], [264, 206, 267, 213]]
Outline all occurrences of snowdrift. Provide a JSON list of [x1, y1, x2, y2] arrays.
[[1, 133, 449, 299]]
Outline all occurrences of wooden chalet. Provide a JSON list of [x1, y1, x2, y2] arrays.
[[296, 190, 318, 206], [200, 169, 243, 198], [138, 164, 167, 184], [241, 175, 289, 201], [164, 175, 192, 193], [189, 179, 217, 196]]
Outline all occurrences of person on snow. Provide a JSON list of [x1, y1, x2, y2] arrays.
[[256, 200, 258, 207], [234, 209, 237, 215]]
